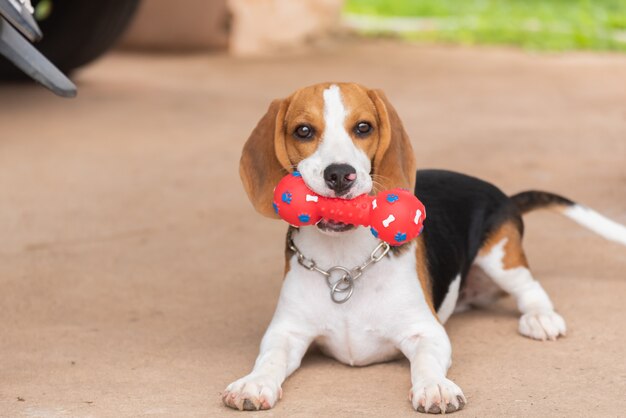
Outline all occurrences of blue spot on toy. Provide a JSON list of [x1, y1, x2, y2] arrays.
[[386, 193, 399, 203], [282, 191, 293, 204], [394, 231, 407, 243], [273, 202, 279, 214], [292, 171, 301, 177], [298, 213, 310, 223], [370, 227, 379, 238]]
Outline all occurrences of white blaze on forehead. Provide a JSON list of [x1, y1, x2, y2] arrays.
[[318, 85, 371, 168], [323, 85, 347, 138], [296, 84, 373, 197]]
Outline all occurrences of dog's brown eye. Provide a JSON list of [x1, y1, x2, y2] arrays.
[[355, 122, 372, 137], [294, 124, 314, 140]]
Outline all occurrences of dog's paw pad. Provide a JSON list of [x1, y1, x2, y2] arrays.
[[410, 378, 466, 414], [519, 310, 566, 341], [222, 374, 281, 411], [242, 399, 256, 411]]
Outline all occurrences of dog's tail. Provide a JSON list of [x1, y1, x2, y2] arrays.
[[510, 191, 626, 246]]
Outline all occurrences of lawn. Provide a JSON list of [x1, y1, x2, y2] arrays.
[[344, 0, 626, 52]]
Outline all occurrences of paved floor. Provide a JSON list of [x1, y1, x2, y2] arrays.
[[1, 40, 625, 417]]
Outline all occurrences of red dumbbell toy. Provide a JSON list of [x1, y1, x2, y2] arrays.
[[272, 171, 426, 246]]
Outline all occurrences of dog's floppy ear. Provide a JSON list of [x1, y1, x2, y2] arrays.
[[368, 89, 417, 192], [239, 98, 292, 218]]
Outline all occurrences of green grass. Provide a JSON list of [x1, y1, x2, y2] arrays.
[[344, 0, 626, 52]]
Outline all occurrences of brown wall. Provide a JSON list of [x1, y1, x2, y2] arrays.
[[121, 0, 230, 51], [120, 0, 345, 55]]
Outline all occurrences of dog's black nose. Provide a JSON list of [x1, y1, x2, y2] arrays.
[[324, 164, 356, 195]]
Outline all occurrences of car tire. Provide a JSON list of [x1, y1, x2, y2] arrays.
[[0, 0, 140, 78]]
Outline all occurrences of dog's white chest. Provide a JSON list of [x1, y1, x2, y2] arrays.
[[278, 227, 433, 367], [313, 288, 403, 365]]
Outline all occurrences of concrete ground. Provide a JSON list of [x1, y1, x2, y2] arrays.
[[1, 40, 625, 417]]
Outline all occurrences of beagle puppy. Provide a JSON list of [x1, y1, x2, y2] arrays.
[[223, 82, 626, 413]]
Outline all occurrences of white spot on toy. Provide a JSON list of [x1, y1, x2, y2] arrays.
[[414, 209, 422, 224], [372, 199, 377, 209], [382, 214, 396, 228], [305, 194, 319, 202]]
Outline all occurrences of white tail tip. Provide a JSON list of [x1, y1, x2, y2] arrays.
[[563, 205, 626, 246]]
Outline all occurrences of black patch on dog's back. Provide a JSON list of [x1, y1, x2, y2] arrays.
[[415, 169, 522, 310]]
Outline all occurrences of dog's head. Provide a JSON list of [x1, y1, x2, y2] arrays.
[[240, 82, 416, 232]]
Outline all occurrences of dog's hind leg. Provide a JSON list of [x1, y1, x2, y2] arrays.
[[473, 221, 566, 341]]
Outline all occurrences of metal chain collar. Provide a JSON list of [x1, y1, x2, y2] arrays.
[[288, 233, 391, 304]]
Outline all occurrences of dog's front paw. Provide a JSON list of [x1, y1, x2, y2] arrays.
[[409, 378, 466, 414], [519, 310, 566, 341], [222, 373, 282, 411]]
